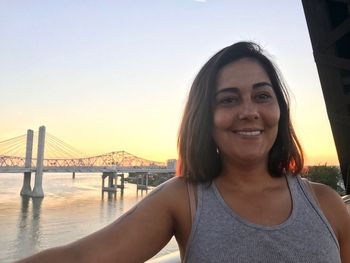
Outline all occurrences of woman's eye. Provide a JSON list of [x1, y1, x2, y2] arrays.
[[255, 93, 272, 101], [217, 97, 239, 106]]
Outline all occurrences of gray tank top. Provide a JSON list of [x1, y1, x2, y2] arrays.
[[184, 175, 340, 262]]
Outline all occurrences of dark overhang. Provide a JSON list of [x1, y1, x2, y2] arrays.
[[302, 0, 350, 193]]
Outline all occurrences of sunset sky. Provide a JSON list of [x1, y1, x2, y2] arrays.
[[0, 1, 339, 164]]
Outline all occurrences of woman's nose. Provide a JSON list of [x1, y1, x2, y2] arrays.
[[238, 100, 259, 120]]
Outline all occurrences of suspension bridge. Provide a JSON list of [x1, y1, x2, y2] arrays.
[[0, 126, 176, 197]]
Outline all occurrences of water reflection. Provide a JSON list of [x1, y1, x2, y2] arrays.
[[136, 189, 148, 198], [14, 197, 43, 260], [100, 191, 120, 221], [101, 191, 117, 204], [31, 197, 43, 248], [0, 174, 177, 262]]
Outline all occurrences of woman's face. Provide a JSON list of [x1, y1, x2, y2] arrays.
[[212, 58, 280, 166]]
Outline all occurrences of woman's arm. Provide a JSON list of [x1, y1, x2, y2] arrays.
[[311, 182, 350, 262], [16, 177, 186, 263]]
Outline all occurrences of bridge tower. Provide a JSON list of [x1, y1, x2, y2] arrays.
[[20, 129, 34, 196], [31, 126, 46, 197]]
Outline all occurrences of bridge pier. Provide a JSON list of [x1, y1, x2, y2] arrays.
[[137, 173, 149, 192], [20, 129, 34, 196], [72, 172, 75, 179], [21, 172, 32, 196], [32, 126, 45, 198], [102, 172, 124, 193]]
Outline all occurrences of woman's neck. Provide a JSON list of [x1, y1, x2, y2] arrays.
[[215, 158, 283, 192]]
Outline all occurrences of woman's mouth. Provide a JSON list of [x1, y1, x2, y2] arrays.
[[233, 130, 263, 136]]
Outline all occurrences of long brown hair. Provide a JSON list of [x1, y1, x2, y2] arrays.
[[177, 41, 303, 183]]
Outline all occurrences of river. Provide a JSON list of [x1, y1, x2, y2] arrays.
[[0, 173, 178, 262]]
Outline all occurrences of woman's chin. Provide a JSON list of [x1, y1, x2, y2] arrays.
[[224, 152, 268, 165]]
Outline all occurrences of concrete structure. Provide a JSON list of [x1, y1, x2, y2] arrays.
[[102, 172, 124, 193], [166, 159, 177, 170], [137, 173, 149, 192], [20, 129, 34, 196], [31, 126, 45, 197]]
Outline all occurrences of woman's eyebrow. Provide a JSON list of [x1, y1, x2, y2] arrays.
[[252, 82, 273, 89], [215, 82, 272, 96], [215, 87, 239, 96]]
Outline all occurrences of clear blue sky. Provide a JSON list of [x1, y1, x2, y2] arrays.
[[0, 0, 338, 164]]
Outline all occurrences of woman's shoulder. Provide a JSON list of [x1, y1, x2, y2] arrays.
[[156, 176, 188, 195], [309, 181, 350, 260], [309, 181, 350, 239], [309, 181, 344, 211], [299, 177, 342, 209], [149, 176, 189, 210]]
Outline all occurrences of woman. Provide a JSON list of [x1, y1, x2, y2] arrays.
[[17, 42, 350, 262]]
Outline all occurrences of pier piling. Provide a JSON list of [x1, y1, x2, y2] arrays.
[[102, 172, 124, 194], [31, 126, 45, 198], [20, 130, 34, 196], [137, 173, 149, 192]]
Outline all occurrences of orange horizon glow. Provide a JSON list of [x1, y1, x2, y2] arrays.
[[0, 122, 340, 166]]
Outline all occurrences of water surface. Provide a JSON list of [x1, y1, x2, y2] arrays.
[[0, 173, 177, 262]]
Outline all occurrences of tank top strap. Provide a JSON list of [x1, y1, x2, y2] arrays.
[[294, 174, 339, 249], [183, 182, 204, 262]]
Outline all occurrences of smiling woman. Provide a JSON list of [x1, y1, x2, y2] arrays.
[[213, 58, 281, 167], [16, 42, 350, 263], [177, 42, 303, 183]]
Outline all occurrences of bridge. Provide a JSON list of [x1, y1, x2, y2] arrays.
[[0, 126, 176, 197]]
